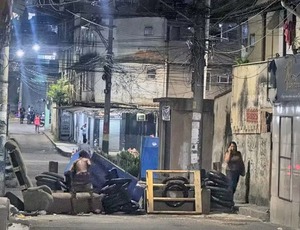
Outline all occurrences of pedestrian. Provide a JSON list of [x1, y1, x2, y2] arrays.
[[34, 114, 41, 133], [69, 150, 97, 214], [81, 123, 87, 142], [19, 107, 25, 124], [78, 138, 91, 156], [224, 141, 245, 194]]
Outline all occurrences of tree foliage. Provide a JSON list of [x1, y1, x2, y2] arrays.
[[47, 78, 72, 106], [116, 150, 140, 177]]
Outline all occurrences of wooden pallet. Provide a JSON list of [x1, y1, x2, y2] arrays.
[[146, 170, 202, 214]]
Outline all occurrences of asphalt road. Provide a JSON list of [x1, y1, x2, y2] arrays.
[[8, 120, 70, 185], [6, 120, 291, 230]]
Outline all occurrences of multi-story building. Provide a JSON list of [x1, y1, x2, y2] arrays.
[[211, 0, 300, 228]]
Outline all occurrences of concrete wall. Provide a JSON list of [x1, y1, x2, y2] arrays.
[[247, 6, 294, 62], [231, 62, 270, 134], [211, 91, 232, 169], [230, 62, 273, 206], [233, 133, 271, 205], [155, 98, 214, 171], [50, 102, 59, 140]]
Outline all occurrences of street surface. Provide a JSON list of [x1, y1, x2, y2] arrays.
[[8, 119, 69, 184], [7, 119, 291, 230]]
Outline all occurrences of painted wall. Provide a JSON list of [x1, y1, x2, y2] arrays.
[[233, 133, 271, 205], [94, 62, 166, 105], [230, 62, 273, 205], [211, 91, 232, 169], [231, 62, 270, 134], [247, 7, 295, 62], [70, 16, 192, 106]]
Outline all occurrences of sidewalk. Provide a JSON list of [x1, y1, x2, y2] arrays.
[[236, 203, 270, 222], [43, 130, 119, 158], [42, 130, 80, 157]]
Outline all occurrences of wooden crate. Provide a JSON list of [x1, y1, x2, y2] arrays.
[[146, 170, 202, 214]]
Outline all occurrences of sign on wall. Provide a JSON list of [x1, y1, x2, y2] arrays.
[[162, 106, 170, 121], [276, 55, 300, 101], [246, 108, 258, 123]]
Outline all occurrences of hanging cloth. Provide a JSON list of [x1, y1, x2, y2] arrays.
[[284, 20, 296, 48]]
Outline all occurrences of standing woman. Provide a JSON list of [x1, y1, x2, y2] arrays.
[[224, 141, 245, 194], [34, 114, 41, 133]]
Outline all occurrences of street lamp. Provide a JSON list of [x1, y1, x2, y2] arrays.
[[16, 49, 24, 58], [32, 44, 40, 52], [219, 23, 223, 42]]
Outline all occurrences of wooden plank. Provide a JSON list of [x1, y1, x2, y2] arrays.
[[146, 170, 202, 214], [153, 183, 195, 187], [148, 170, 197, 173], [153, 197, 195, 201], [149, 210, 201, 214], [194, 170, 202, 213], [146, 170, 154, 213]]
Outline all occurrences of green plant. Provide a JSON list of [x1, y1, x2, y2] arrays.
[[116, 150, 140, 177], [235, 57, 249, 65], [47, 78, 72, 106]]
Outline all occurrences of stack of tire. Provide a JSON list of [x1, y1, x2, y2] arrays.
[[101, 178, 140, 214], [204, 170, 234, 210], [161, 176, 190, 208], [35, 172, 68, 191]]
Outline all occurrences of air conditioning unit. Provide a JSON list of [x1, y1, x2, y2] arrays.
[[136, 113, 147, 121]]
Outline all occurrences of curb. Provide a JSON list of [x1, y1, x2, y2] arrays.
[[56, 148, 72, 158], [42, 131, 72, 158], [237, 205, 270, 222]]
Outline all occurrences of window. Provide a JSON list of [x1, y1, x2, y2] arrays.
[[278, 117, 293, 201], [217, 74, 231, 83], [242, 23, 249, 46], [206, 72, 211, 90], [144, 26, 153, 36], [250, 33, 255, 47], [147, 68, 156, 79], [170, 26, 180, 40]]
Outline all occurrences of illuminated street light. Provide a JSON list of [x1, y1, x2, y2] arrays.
[[16, 49, 25, 58], [32, 44, 40, 51]]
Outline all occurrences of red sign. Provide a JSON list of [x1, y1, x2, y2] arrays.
[[246, 109, 258, 123]]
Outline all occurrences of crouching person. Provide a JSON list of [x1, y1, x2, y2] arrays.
[[69, 150, 97, 214]]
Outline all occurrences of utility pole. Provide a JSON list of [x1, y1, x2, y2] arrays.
[[0, 0, 12, 196], [102, 16, 114, 155], [190, 0, 206, 169], [203, 0, 211, 99]]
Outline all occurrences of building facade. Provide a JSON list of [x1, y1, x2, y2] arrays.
[[221, 0, 300, 228]]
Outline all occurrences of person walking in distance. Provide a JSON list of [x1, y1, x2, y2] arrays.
[[81, 123, 87, 141], [34, 114, 41, 133], [78, 138, 91, 156], [224, 141, 245, 195]]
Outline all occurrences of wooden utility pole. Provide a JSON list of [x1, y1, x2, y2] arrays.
[[190, 0, 207, 169], [102, 16, 114, 155], [0, 0, 12, 196]]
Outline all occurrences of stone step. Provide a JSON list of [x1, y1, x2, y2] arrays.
[[237, 204, 270, 222]]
